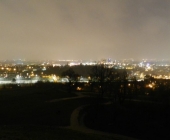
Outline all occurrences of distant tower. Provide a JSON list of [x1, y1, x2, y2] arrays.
[[108, 58, 111, 62]]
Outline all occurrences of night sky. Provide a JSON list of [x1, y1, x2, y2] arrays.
[[0, 0, 170, 60]]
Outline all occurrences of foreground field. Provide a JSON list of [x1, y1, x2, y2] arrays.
[[0, 125, 119, 140], [0, 83, 125, 140], [1, 83, 168, 139]]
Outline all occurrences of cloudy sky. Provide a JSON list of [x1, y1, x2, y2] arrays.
[[0, 0, 170, 60]]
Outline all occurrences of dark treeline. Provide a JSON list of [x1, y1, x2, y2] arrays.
[[2, 64, 170, 104], [44, 65, 93, 77], [57, 64, 170, 104]]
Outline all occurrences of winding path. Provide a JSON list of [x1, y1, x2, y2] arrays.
[[68, 103, 137, 140], [48, 92, 138, 140]]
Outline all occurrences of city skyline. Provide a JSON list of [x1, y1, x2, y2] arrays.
[[1, 0, 170, 60]]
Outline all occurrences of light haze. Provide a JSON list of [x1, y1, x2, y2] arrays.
[[0, 0, 170, 60]]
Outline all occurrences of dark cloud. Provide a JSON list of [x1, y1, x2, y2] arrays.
[[0, 0, 170, 60]]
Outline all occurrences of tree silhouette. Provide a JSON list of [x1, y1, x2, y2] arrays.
[[121, 70, 128, 103], [61, 68, 79, 92], [90, 64, 113, 97]]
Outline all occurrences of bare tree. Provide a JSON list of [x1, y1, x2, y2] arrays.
[[90, 64, 113, 97], [61, 68, 79, 92]]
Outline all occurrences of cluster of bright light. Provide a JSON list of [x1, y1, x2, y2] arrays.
[[82, 62, 97, 66], [53, 64, 61, 67], [146, 82, 155, 89], [153, 75, 170, 79], [0, 67, 16, 71], [68, 62, 80, 66]]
